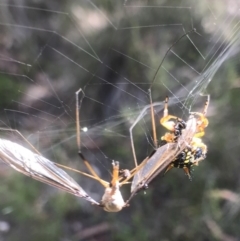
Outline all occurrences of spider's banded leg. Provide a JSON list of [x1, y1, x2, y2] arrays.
[[203, 95, 210, 116], [189, 112, 208, 138], [193, 130, 205, 138], [76, 89, 108, 188], [183, 167, 192, 180], [164, 163, 192, 178], [164, 163, 174, 175], [191, 96, 210, 118], [164, 163, 192, 180], [160, 96, 182, 131], [159, 97, 182, 143], [192, 137, 206, 147], [190, 96, 210, 135]]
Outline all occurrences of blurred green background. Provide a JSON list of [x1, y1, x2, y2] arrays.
[[0, 0, 240, 240]]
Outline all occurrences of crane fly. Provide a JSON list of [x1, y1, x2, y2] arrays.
[[0, 29, 197, 212], [0, 88, 142, 212]]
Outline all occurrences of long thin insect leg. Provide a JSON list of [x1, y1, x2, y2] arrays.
[[149, 28, 196, 89], [75, 89, 107, 187], [149, 89, 157, 149], [56, 163, 108, 186], [130, 30, 196, 165], [129, 110, 145, 168], [119, 156, 150, 185]]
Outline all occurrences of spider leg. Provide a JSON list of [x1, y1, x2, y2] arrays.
[[191, 95, 210, 133], [163, 96, 209, 180], [164, 161, 192, 180], [203, 95, 210, 116], [160, 97, 184, 132], [192, 137, 207, 153], [193, 131, 205, 138], [164, 163, 174, 175], [183, 166, 192, 180], [190, 112, 209, 133], [161, 132, 176, 143]]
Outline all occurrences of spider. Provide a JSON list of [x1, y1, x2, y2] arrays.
[[160, 95, 209, 179], [129, 95, 209, 198], [164, 146, 206, 180]]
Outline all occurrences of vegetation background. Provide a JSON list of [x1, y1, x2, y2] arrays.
[[0, 0, 240, 240]]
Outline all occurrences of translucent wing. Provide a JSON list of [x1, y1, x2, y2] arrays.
[[131, 143, 178, 193], [0, 139, 99, 205], [130, 116, 197, 195]]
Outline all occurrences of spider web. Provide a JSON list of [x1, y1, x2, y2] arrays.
[[0, 0, 240, 240]]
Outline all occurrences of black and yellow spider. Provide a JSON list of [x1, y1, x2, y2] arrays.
[[160, 96, 209, 179], [129, 95, 210, 197]]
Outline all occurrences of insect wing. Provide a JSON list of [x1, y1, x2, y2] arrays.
[[131, 116, 198, 194], [131, 143, 178, 193], [34, 155, 99, 204], [0, 139, 99, 205]]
